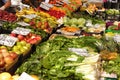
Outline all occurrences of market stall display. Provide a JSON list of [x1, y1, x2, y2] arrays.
[[0, 0, 120, 79]]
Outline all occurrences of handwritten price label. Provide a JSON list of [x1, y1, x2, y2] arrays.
[[68, 48, 89, 56], [40, 2, 53, 10], [0, 34, 18, 47], [12, 27, 31, 36], [18, 72, 34, 80]]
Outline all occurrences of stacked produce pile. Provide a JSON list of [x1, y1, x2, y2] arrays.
[[15, 36, 101, 80], [0, 10, 17, 22], [0, 0, 120, 79], [16, 7, 58, 33]]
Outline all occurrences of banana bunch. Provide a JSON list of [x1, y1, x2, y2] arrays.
[[16, 7, 36, 17], [86, 4, 98, 14]]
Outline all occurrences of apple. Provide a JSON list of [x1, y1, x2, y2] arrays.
[[17, 34, 24, 41], [20, 41, 27, 46], [9, 52, 18, 60], [4, 55, 14, 65], [10, 33, 17, 37], [26, 43, 31, 48], [0, 59, 5, 68], [0, 53, 3, 59], [0, 72, 12, 80], [12, 46, 20, 52], [29, 39, 37, 44], [0, 47, 8, 53], [35, 35, 42, 41]]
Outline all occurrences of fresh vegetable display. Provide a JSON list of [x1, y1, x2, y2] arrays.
[[63, 16, 86, 28], [15, 36, 100, 80], [105, 9, 120, 15]]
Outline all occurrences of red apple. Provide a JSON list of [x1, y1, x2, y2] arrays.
[[4, 55, 14, 65], [10, 33, 17, 37], [17, 34, 24, 41], [29, 39, 37, 44], [9, 52, 18, 60], [0, 47, 8, 53], [35, 35, 42, 41], [0, 53, 3, 59], [0, 59, 5, 68]]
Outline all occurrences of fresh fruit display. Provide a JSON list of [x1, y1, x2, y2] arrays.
[[12, 41, 31, 55], [0, 10, 17, 22], [48, 7, 66, 19], [105, 9, 120, 15], [15, 36, 100, 80], [10, 32, 42, 45], [2, 22, 48, 39], [16, 8, 58, 33], [0, 46, 18, 69]]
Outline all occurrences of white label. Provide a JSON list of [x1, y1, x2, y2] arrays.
[[68, 48, 89, 56], [0, 34, 7, 45], [17, 21, 30, 26], [18, 72, 34, 80], [113, 35, 120, 42], [40, 2, 53, 11], [40, 3, 50, 10], [0, 34, 18, 47], [22, 14, 37, 19], [12, 27, 31, 35], [4, 36, 18, 47], [45, 0, 49, 3]]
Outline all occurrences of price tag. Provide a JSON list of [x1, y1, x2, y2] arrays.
[[12, 27, 31, 36], [18, 72, 34, 80], [68, 48, 89, 56], [0, 34, 7, 45], [4, 36, 18, 47], [17, 21, 30, 26], [113, 35, 120, 43], [40, 2, 53, 10], [22, 14, 37, 19]]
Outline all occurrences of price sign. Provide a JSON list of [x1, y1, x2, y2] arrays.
[[12, 27, 31, 36], [113, 35, 120, 43], [40, 2, 53, 10], [18, 72, 34, 80], [17, 21, 30, 26], [68, 48, 89, 56], [22, 14, 37, 19], [4, 36, 18, 47], [0, 34, 7, 45], [0, 34, 18, 47]]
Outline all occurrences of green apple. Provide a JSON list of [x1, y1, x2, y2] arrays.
[[20, 41, 27, 46], [12, 46, 19, 52]]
